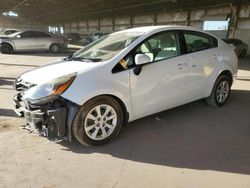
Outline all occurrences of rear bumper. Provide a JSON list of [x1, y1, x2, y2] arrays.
[[13, 94, 67, 139]]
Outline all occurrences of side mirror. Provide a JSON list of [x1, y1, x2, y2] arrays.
[[133, 54, 151, 76], [135, 54, 151, 66], [16, 35, 21, 39]]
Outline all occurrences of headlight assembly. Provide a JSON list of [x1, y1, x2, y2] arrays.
[[23, 73, 76, 104]]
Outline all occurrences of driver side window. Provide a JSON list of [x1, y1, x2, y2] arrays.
[[20, 31, 34, 38], [136, 31, 180, 62], [112, 31, 180, 73]]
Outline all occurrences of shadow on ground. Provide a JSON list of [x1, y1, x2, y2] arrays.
[[0, 77, 14, 86], [0, 109, 17, 117], [61, 89, 250, 175]]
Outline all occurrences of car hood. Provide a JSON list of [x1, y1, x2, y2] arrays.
[[20, 60, 102, 85], [0, 35, 9, 39]]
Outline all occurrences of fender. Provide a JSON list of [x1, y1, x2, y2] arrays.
[[62, 89, 133, 122], [206, 67, 234, 97], [1, 41, 15, 51]]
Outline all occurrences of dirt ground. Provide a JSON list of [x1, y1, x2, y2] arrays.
[[0, 50, 250, 188]]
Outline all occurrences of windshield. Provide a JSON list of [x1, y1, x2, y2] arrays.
[[71, 31, 143, 62], [8, 31, 21, 37]]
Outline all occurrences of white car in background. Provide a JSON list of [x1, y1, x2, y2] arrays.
[[13, 26, 238, 146]]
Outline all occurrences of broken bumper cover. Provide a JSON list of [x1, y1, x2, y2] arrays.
[[13, 95, 67, 139]]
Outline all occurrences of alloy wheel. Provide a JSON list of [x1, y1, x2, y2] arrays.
[[84, 104, 118, 140], [216, 80, 230, 103]]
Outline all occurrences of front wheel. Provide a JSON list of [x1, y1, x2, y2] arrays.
[[0, 43, 14, 54], [72, 96, 123, 146], [206, 75, 231, 107]]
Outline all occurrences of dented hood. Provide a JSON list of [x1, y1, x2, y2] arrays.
[[20, 60, 102, 84]]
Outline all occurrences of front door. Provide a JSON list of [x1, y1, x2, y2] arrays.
[[129, 31, 191, 119], [13, 31, 37, 51]]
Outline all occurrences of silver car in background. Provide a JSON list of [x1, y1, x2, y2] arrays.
[[223, 38, 248, 58], [0, 30, 67, 54]]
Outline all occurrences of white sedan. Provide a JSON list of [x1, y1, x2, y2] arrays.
[[13, 26, 238, 146]]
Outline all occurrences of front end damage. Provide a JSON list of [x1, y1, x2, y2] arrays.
[[13, 78, 78, 141]]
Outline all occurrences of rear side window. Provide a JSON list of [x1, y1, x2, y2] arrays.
[[233, 39, 242, 45], [183, 31, 218, 53], [34, 31, 51, 38]]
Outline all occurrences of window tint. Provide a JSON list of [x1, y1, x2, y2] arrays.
[[112, 31, 180, 73], [34, 31, 51, 38], [20, 31, 35, 38], [183, 31, 217, 53], [136, 31, 180, 62], [184, 33, 210, 53], [233, 39, 242, 45]]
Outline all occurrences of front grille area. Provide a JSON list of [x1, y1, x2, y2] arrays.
[[13, 78, 37, 110], [13, 78, 35, 91]]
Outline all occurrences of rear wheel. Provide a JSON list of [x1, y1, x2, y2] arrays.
[[72, 96, 123, 146], [50, 44, 60, 53], [206, 75, 231, 107], [0, 43, 14, 54]]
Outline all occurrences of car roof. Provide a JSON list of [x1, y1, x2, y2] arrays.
[[2, 28, 20, 31], [115, 25, 215, 37]]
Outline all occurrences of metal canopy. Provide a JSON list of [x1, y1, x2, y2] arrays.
[[0, 0, 249, 23]]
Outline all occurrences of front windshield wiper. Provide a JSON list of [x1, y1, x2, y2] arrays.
[[65, 56, 102, 62]]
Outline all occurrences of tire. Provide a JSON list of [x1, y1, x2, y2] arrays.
[[50, 44, 60, 53], [240, 50, 246, 58], [206, 75, 231, 107], [72, 96, 124, 146], [0, 43, 14, 54]]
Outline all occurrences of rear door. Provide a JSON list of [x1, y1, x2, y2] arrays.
[[181, 30, 219, 99], [32, 31, 52, 50]]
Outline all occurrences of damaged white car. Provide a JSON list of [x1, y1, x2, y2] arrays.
[[13, 26, 238, 146]]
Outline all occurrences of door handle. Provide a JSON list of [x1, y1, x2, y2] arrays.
[[177, 63, 187, 70], [177, 63, 187, 66]]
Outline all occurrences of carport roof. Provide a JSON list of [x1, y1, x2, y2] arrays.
[[0, 0, 249, 24]]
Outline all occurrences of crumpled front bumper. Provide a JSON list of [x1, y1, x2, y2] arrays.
[[13, 94, 67, 139]]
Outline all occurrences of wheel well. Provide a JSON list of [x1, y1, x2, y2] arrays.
[[219, 70, 233, 85], [108, 95, 129, 124], [1, 42, 13, 49]]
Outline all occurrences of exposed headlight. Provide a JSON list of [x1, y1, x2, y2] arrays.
[[23, 73, 76, 104]]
